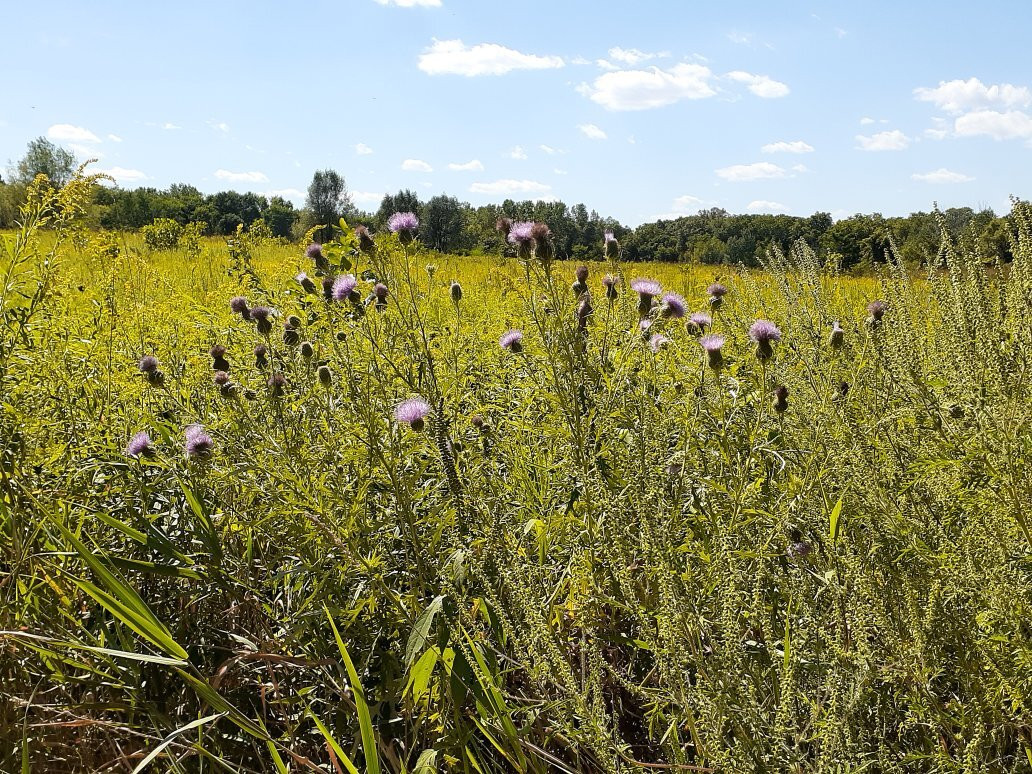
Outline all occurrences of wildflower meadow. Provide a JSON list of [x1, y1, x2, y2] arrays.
[[2, 170, 1031, 772]]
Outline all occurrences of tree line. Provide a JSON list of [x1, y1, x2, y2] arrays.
[[1, 136, 1016, 269]]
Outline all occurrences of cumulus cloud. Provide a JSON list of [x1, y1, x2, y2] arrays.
[[578, 123, 607, 140], [96, 166, 148, 183], [726, 71, 790, 98], [214, 169, 269, 183], [855, 130, 910, 151], [47, 124, 100, 143], [107, 133, 123, 142], [448, 159, 484, 171], [761, 140, 814, 154], [508, 145, 527, 159], [355, 143, 374, 155], [418, 39, 563, 76], [914, 77, 1031, 114], [715, 162, 787, 182], [67, 143, 101, 158], [859, 117, 875, 125], [607, 47, 668, 65], [374, 0, 441, 6], [352, 190, 384, 204], [911, 168, 974, 183], [747, 200, 789, 213], [954, 109, 1032, 140], [266, 188, 306, 200], [469, 179, 551, 195], [579, 63, 716, 111], [402, 159, 433, 172]]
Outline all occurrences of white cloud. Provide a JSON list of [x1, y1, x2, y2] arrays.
[[107, 133, 123, 142], [571, 56, 591, 66], [553, 168, 567, 175], [911, 168, 974, 184], [163, 123, 181, 130], [914, 77, 1031, 115], [727, 31, 753, 45], [924, 128, 949, 140], [834, 27, 847, 38], [579, 63, 716, 111], [210, 121, 230, 133], [608, 47, 668, 65], [761, 140, 814, 154], [352, 190, 384, 204], [68, 143, 101, 158], [726, 71, 790, 98], [860, 117, 875, 125], [214, 169, 269, 183], [448, 159, 484, 171], [627, 135, 636, 144], [595, 59, 619, 71], [418, 39, 563, 76], [402, 159, 434, 172], [715, 162, 787, 182], [47, 124, 100, 143], [791, 164, 809, 173], [954, 109, 1032, 140], [508, 145, 527, 160], [374, 0, 441, 5], [96, 166, 148, 184], [469, 179, 551, 195], [266, 188, 306, 200], [355, 143, 374, 155], [578, 123, 607, 140], [855, 129, 910, 151], [747, 200, 789, 213], [673, 194, 704, 210], [539, 144, 557, 154]]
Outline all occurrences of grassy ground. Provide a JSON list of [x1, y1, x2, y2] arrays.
[[1, 178, 1030, 772]]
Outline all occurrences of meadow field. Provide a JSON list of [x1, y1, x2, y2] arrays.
[[1, 174, 1031, 772]]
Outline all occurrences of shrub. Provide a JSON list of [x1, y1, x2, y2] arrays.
[[140, 217, 183, 251]]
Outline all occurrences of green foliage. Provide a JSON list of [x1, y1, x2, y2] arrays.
[[10, 136, 77, 188], [2, 184, 1032, 771], [141, 217, 185, 251]]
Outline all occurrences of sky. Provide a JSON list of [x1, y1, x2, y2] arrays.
[[2, 0, 1031, 226]]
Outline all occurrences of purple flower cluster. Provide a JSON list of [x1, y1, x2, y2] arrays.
[[394, 397, 431, 431], [126, 431, 153, 458], [388, 212, 419, 233], [660, 292, 686, 319], [499, 329, 524, 352], [332, 274, 358, 302], [184, 424, 214, 459]]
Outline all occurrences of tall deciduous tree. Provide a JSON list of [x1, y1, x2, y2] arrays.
[[305, 169, 354, 241], [12, 137, 77, 188]]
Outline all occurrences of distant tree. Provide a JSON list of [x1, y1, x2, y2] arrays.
[[376, 190, 422, 227], [422, 195, 466, 252], [305, 169, 354, 241], [12, 137, 77, 188], [264, 196, 298, 238]]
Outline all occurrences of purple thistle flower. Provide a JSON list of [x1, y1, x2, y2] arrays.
[[305, 243, 323, 260], [499, 329, 524, 352], [700, 334, 725, 370], [250, 306, 271, 321], [602, 274, 619, 301], [229, 296, 250, 317], [268, 372, 287, 397], [631, 278, 662, 318], [749, 319, 782, 344], [214, 370, 231, 386], [332, 274, 358, 302], [355, 224, 376, 253], [138, 355, 159, 373], [649, 334, 671, 353], [749, 319, 782, 360], [630, 278, 662, 298], [604, 230, 620, 258], [387, 212, 419, 233], [373, 283, 389, 300], [688, 312, 712, 332], [394, 396, 431, 431], [660, 292, 686, 319], [706, 283, 728, 298], [507, 221, 534, 246], [575, 265, 589, 283], [495, 217, 512, 237], [867, 300, 887, 321], [184, 424, 214, 459], [126, 431, 153, 458], [700, 334, 725, 353]]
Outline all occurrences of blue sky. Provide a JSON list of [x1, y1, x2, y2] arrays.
[[2, 0, 1031, 226]]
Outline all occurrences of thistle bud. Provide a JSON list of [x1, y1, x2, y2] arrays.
[[268, 372, 286, 398], [254, 343, 269, 370], [318, 365, 333, 387], [450, 281, 463, 303], [829, 321, 845, 349], [604, 231, 619, 259], [355, 225, 376, 254], [530, 222, 553, 263], [300, 341, 315, 359], [773, 384, 789, 413]]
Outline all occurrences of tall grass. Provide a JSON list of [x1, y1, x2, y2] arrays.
[[1, 174, 1030, 772]]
